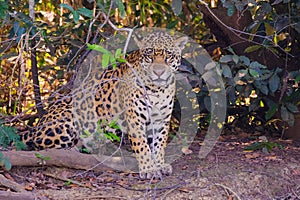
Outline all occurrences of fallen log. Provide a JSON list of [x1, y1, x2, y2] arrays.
[[1, 149, 138, 173]]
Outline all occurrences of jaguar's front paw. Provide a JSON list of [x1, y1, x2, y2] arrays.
[[139, 164, 172, 179]]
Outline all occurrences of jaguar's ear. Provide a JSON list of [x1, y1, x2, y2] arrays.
[[133, 33, 144, 48], [175, 36, 188, 50]]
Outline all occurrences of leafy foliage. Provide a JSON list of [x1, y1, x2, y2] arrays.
[[0, 152, 11, 170], [60, 4, 93, 23], [81, 119, 121, 143], [218, 49, 299, 126], [0, 122, 26, 150], [0, 0, 299, 140], [87, 44, 126, 68], [244, 141, 283, 153]]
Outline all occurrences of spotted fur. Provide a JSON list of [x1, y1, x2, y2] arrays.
[[21, 31, 188, 178]]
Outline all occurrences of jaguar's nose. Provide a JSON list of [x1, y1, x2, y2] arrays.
[[153, 68, 165, 77], [152, 64, 166, 77]]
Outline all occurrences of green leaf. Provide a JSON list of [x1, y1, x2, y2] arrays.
[[87, 44, 111, 54], [219, 55, 233, 63], [245, 142, 282, 152], [117, 58, 126, 63], [244, 142, 265, 151], [280, 105, 289, 121], [109, 53, 117, 68], [13, 22, 26, 43], [227, 47, 236, 55], [167, 20, 178, 29], [222, 64, 232, 78], [60, 4, 75, 12], [244, 45, 261, 53], [272, 0, 283, 5], [239, 56, 250, 66], [250, 61, 267, 69], [264, 22, 275, 36], [265, 103, 278, 120], [0, 1, 8, 20], [249, 69, 259, 77], [295, 74, 300, 82], [4, 158, 11, 170], [268, 74, 280, 93], [104, 132, 120, 142], [171, 0, 182, 16], [35, 153, 51, 161], [115, 48, 122, 58], [73, 11, 79, 24], [65, 180, 72, 186], [204, 96, 211, 111], [102, 53, 110, 68], [238, 69, 248, 77], [280, 105, 295, 126], [287, 111, 295, 126], [261, 85, 269, 95], [286, 103, 299, 113], [116, 0, 126, 18], [227, 5, 235, 16], [249, 22, 261, 40], [232, 55, 239, 64], [77, 8, 93, 18]]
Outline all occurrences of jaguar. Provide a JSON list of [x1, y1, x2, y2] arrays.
[[21, 31, 188, 179]]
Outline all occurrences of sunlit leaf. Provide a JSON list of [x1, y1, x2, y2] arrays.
[[109, 53, 117, 68], [273, 32, 278, 45], [264, 22, 275, 36], [73, 10, 79, 23], [115, 48, 122, 58], [87, 44, 111, 54], [249, 69, 259, 77], [249, 22, 261, 40], [102, 53, 110, 68], [244, 45, 261, 53]]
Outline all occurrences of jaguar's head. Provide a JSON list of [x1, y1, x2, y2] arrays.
[[135, 32, 188, 87]]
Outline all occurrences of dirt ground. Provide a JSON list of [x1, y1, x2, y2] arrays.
[[1, 131, 300, 200]]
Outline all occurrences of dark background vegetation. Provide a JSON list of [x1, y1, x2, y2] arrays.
[[0, 0, 299, 147]]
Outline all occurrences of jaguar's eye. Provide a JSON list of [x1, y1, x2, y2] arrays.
[[165, 50, 172, 55], [165, 53, 174, 63], [145, 48, 153, 55]]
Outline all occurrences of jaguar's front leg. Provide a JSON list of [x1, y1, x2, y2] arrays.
[[127, 127, 155, 179], [146, 112, 173, 177], [126, 107, 171, 179]]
